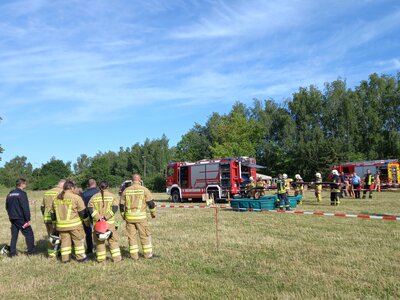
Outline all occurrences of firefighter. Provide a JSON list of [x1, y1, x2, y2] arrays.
[[375, 172, 381, 192], [51, 180, 90, 263], [82, 179, 98, 254], [41, 179, 65, 258], [294, 174, 304, 204], [256, 176, 265, 198], [315, 172, 322, 202], [248, 176, 256, 199], [120, 174, 156, 260], [5, 178, 35, 257], [283, 173, 290, 196], [330, 170, 341, 206], [276, 174, 290, 211], [87, 181, 121, 263], [362, 169, 374, 199]]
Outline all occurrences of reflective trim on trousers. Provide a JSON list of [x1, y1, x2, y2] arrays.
[[110, 248, 121, 257], [142, 244, 153, 253], [74, 246, 85, 255], [61, 247, 72, 255], [129, 245, 139, 254], [56, 219, 82, 228]]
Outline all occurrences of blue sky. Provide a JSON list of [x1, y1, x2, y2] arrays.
[[1, 0, 399, 168]]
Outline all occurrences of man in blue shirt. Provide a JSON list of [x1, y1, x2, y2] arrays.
[[81, 178, 98, 254], [352, 172, 361, 199]]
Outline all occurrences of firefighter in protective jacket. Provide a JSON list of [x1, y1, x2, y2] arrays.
[[362, 169, 374, 199], [330, 170, 341, 206], [51, 180, 89, 263], [294, 174, 304, 204], [87, 181, 121, 262], [315, 173, 322, 202], [41, 179, 65, 258], [121, 174, 156, 260], [276, 174, 290, 211]]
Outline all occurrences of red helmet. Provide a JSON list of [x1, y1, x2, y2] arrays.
[[95, 220, 109, 234]]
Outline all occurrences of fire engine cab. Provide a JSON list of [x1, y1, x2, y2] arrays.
[[332, 159, 400, 186], [166, 157, 258, 202]]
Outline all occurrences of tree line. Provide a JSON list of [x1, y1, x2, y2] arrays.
[[1, 73, 399, 190]]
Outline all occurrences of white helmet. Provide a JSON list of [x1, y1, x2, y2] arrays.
[[97, 231, 112, 242], [249, 176, 254, 181], [315, 172, 322, 178], [295, 174, 302, 180], [1, 245, 10, 256], [282, 173, 288, 179], [49, 234, 61, 246], [331, 169, 339, 176]]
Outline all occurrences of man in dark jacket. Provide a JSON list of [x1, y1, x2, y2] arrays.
[[81, 178, 98, 254], [5, 178, 35, 256]]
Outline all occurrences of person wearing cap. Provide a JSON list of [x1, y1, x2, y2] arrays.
[[315, 173, 322, 202]]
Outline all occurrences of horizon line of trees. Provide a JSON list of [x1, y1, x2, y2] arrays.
[[1, 72, 399, 190]]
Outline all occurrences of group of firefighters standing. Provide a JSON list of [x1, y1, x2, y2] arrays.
[[5, 174, 156, 262], [247, 169, 377, 207]]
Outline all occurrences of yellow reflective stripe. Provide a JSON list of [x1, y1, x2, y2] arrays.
[[125, 190, 145, 195], [149, 208, 156, 213], [107, 210, 114, 217], [110, 248, 120, 254], [125, 213, 147, 221], [91, 211, 98, 218], [129, 245, 139, 253], [66, 203, 72, 221], [44, 191, 58, 196], [56, 218, 82, 228], [43, 214, 52, 221], [61, 247, 72, 254], [142, 244, 152, 253], [74, 246, 85, 255]]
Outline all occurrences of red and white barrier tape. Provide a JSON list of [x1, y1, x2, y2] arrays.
[[156, 204, 399, 221]]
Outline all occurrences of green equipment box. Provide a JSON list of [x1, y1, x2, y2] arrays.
[[231, 195, 300, 211]]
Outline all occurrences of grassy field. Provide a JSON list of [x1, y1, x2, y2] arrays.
[[0, 188, 399, 299]]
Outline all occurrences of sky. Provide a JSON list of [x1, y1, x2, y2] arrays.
[[1, 0, 399, 168]]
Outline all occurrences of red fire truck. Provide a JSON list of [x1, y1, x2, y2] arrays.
[[332, 159, 400, 186], [166, 157, 258, 202]]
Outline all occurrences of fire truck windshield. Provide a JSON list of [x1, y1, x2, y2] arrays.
[[167, 167, 174, 177]]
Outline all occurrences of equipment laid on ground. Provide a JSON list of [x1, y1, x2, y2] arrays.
[[166, 157, 264, 202], [230, 195, 300, 211], [1, 245, 10, 256], [332, 159, 400, 186], [49, 234, 61, 246]]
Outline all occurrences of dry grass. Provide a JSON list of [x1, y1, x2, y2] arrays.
[[0, 189, 399, 299]]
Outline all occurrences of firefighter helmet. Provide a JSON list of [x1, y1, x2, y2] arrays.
[[295, 174, 302, 180], [49, 234, 61, 246], [282, 173, 288, 179], [95, 220, 112, 241], [249, 176, 254, 181], [1, 245, 10, 256], [331, 169, 339, 176], [315, 172, 322, 178]]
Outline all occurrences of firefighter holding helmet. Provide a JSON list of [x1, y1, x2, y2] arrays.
[[330, 170, 341, 206], [87, 181, 121, 263], [315, 172, 322, 202], [121, 174, 156, 260], [51, 180, 90, 263], [41, 179, 65, 258]]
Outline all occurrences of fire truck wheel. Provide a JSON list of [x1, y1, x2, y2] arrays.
[[171, 190, 181, 203]]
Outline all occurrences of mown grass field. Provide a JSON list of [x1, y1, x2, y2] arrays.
[[0, 188, 399, 299]]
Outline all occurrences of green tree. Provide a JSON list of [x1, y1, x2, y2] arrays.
[[0, 156, 33, 187], [32, 157, 72, 190]]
